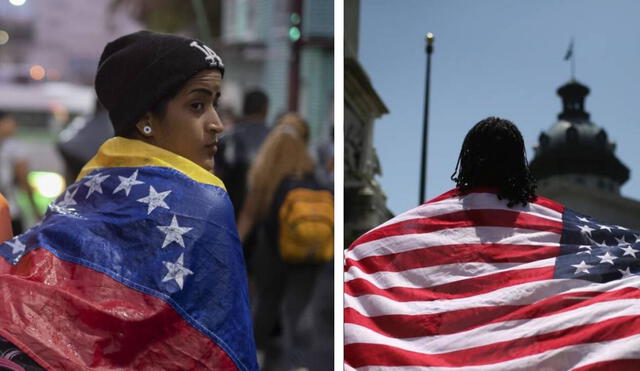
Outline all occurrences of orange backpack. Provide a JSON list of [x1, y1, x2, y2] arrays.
[[278, 188, 333, 263]]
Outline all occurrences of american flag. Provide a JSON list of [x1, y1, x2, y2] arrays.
[[345, 188, 640, 370]]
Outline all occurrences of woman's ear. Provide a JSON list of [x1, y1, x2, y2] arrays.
[[135, 114, 154, 138]]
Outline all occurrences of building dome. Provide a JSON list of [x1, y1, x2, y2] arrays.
[[529, 80, 629, 190]]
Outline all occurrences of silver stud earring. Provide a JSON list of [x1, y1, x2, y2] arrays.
[[143, 125, 152, 135]]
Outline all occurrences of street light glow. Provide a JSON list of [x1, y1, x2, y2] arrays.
[[30, 172, 65, 198], [29, 65, 45, 80], [426, 32, 435, 47], [9, 0, 26, 6]]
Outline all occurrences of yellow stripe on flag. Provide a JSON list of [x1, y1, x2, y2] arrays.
[[78, 137, 226, 190]]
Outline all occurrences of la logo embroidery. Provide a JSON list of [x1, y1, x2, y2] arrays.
[[189, 41, 224, 68]]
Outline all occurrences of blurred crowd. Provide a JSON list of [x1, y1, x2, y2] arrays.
[[0, 88, 334, 371], [214, 90, 334, 371]]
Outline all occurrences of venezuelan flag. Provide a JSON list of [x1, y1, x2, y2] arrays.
[[0, 137, 258, 370]]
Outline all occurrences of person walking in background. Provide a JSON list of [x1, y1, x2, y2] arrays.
[[238, 113, 333, 371], [57, 99, 114, 185], [0, 30, 257, 370], [215, 89, 271, 272], [0, 111, 41, 234], [215, 89, 270, 215], [345, 117, 640, 369]]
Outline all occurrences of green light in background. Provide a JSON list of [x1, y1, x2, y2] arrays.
[[290, 12, 301, 25], [289, 26, 301, 42]]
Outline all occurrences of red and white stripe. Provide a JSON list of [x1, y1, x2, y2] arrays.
[[344, 189, 640, 370]]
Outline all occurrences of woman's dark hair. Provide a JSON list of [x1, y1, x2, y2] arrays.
[[451, 116, 536, 207]]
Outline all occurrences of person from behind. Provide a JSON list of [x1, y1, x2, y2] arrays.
[[57, 99, 114, 185], [214, 89, 271, 281], [238, 113, 333, 370], [345, 117, 640, 370], [215, 89, 270, 215]]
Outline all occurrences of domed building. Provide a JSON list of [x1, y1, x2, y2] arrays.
[[530, 79, 640, 228]]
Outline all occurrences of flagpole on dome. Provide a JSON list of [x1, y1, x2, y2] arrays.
[[564, 38, 575, 81]]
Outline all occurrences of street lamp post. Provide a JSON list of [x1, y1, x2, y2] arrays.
[[419, 32, 434, 204]]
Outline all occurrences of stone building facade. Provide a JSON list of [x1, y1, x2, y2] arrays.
[[344, 0, 392, 247]]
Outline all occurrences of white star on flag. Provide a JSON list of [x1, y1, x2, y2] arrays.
[[588, 236, 608, 249], [577, 216, 590, 223], [83, 173, 110, 199], [572, 260, 593, 274], [620, 245, 639, 258], [598, 224, 612, 232], [157, 215, 192, 248], [615, 236, 628, 246], [616, 225, 629, 231], [57, 187, 79, 207], [634, 234, 640, 243], [137, 186, 171, 214], [113, 170, 145, 196], [618, 267, 634, 277], [6, 238, 25, 255], [577, 245, 592, 255], [597, 251, 616, 265], [162, 253, 193, 290], [578, 224, 594, 236]]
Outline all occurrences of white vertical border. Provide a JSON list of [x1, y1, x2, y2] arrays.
[[333, 0, 344, 369]]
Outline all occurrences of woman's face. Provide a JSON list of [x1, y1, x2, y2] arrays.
[[150, 69, 223, 172]]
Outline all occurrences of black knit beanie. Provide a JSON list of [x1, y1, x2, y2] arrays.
[[95, 30, 225, 136]]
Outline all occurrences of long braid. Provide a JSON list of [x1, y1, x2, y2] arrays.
[[451, 117, 537, 207]]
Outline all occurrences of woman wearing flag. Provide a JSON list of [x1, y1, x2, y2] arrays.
[[0, 31, 257, 370], [345, 117, 640, 369]]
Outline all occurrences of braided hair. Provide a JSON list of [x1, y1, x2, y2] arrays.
[[451, 117, 537, 207]]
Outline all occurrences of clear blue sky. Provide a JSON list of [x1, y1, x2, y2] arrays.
[[359, 0, 640, 215]]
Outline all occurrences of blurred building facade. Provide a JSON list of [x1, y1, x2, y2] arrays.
[[0, 0, 140, 177], [220, 0, 333, 143], [530, 79, 640, 229], [344, 0, 391, 247], [0, 0, 140, 85]]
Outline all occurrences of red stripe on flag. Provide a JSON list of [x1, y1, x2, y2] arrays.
[[573, 359, 640, 371], [345, 266, 554, 302], [354, 209, 563, 246], [0, 248, 237, 370], [424, 188, 461, 204], [345, 305, 518, 338], [345, 315, 640, 368], [345, 287, 640, 338], [346, 243, 560, 274], [531, 195, 564, 213]]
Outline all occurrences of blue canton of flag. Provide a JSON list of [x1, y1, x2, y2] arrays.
[[555, 208, 640, 282]]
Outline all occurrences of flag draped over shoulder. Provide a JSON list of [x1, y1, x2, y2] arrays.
[[345, 188, 640, 370], [0, 137, 258, 370]]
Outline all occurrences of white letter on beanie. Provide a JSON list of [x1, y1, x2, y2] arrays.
[[189, 41, 224, 68]]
